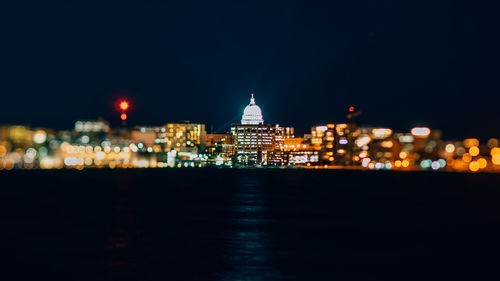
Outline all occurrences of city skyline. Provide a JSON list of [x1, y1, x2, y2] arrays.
[[1, 1, 499, 139], [1, 93, 500, 172], [0, 90, 497, 140]]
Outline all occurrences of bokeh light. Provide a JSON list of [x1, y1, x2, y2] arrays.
[[469, 161, 479, 172], [478, 158, 487, 169], [411, 127, 431, 138], [462, 153, 472, 163], [445, 143, 455, 153], [469, 146, 480, 157]]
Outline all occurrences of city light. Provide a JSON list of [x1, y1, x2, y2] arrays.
[[119, 101, 129, 111], [411, 127, 431, 138], [469, 146, 480, 157], [469, 161, 480, 172], [464, 138, 479, 148], [445, 143, 455, 153], [0, 93, 499, 173], [356, 136, 371, 147], [372, 128, 392, 139], [33, 130, 47, 144]]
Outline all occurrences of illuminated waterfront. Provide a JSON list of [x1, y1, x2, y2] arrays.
[[1, 94, 499, 173]]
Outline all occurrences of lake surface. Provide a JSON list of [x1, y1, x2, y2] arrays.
[[1, 168, 500, 280]]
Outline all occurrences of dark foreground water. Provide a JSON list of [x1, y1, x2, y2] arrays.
[[1, 169, 500, 281]]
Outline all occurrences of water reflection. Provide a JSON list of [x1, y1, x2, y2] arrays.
[[106, 174, 138, 279], [219, 176, 276, 281]]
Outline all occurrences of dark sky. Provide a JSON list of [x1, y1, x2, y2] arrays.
[[1, 1, 499, 138]]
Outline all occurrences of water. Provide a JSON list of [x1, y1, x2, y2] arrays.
[[1, 169, 500, 280]]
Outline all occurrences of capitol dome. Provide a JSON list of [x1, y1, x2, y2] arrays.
[[241, 93, 264, 125]]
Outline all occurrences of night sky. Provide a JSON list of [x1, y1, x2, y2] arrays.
[[1, 1, 498, 138]]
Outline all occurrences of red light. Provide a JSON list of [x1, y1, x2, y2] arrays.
[[119, 101, 129, 111], [120, 113, 127, 121], [349, 106, 355, 112]]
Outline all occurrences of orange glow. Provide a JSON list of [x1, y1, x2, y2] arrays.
[[492, 154, 500, 165], [119, 101, 129, 111], [371, 128, 392, 139], [120, 113, 127, 120], [451, 159, 466, 170], [491, 147, 500, 156], [399, 151, 407, 159], [478, 158, 487, 169], [462, 153, 472, 163], [469, 146, 479, 157], [380, 140, 393, 148], [463, 138, 479, 148], [469, 161, 479, 172]]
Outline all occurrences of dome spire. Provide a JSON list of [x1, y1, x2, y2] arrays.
[[250, 93, 255, 105]]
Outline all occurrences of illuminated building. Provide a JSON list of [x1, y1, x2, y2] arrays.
[[206, 134, 234, 147], [241, 93, 264, 125], [355, 127, 395, 169], [275, 126, 295, 145], [334, 123, 356, 165], [231, 124, 281, 165], [310, 124, 337, 164], [205, 134, 235, 166], [131, 122, 206, 153], [231, 94, 286, 166], [309, 123, 361, 166], [3, 98, 500, 172], [205, 134, 234, 156], [130, 122, 207, 166], [280, 137, 318, 165], [162, 122, 206, 154]]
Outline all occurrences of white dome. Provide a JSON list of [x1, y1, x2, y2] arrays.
[[241, 94, 264, 125]]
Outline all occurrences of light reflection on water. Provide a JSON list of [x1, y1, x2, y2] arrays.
[[106, 175, 138, 279], [219, 176, 276, 281]]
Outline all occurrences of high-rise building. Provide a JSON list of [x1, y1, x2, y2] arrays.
[[231, 94, 284, 166]]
